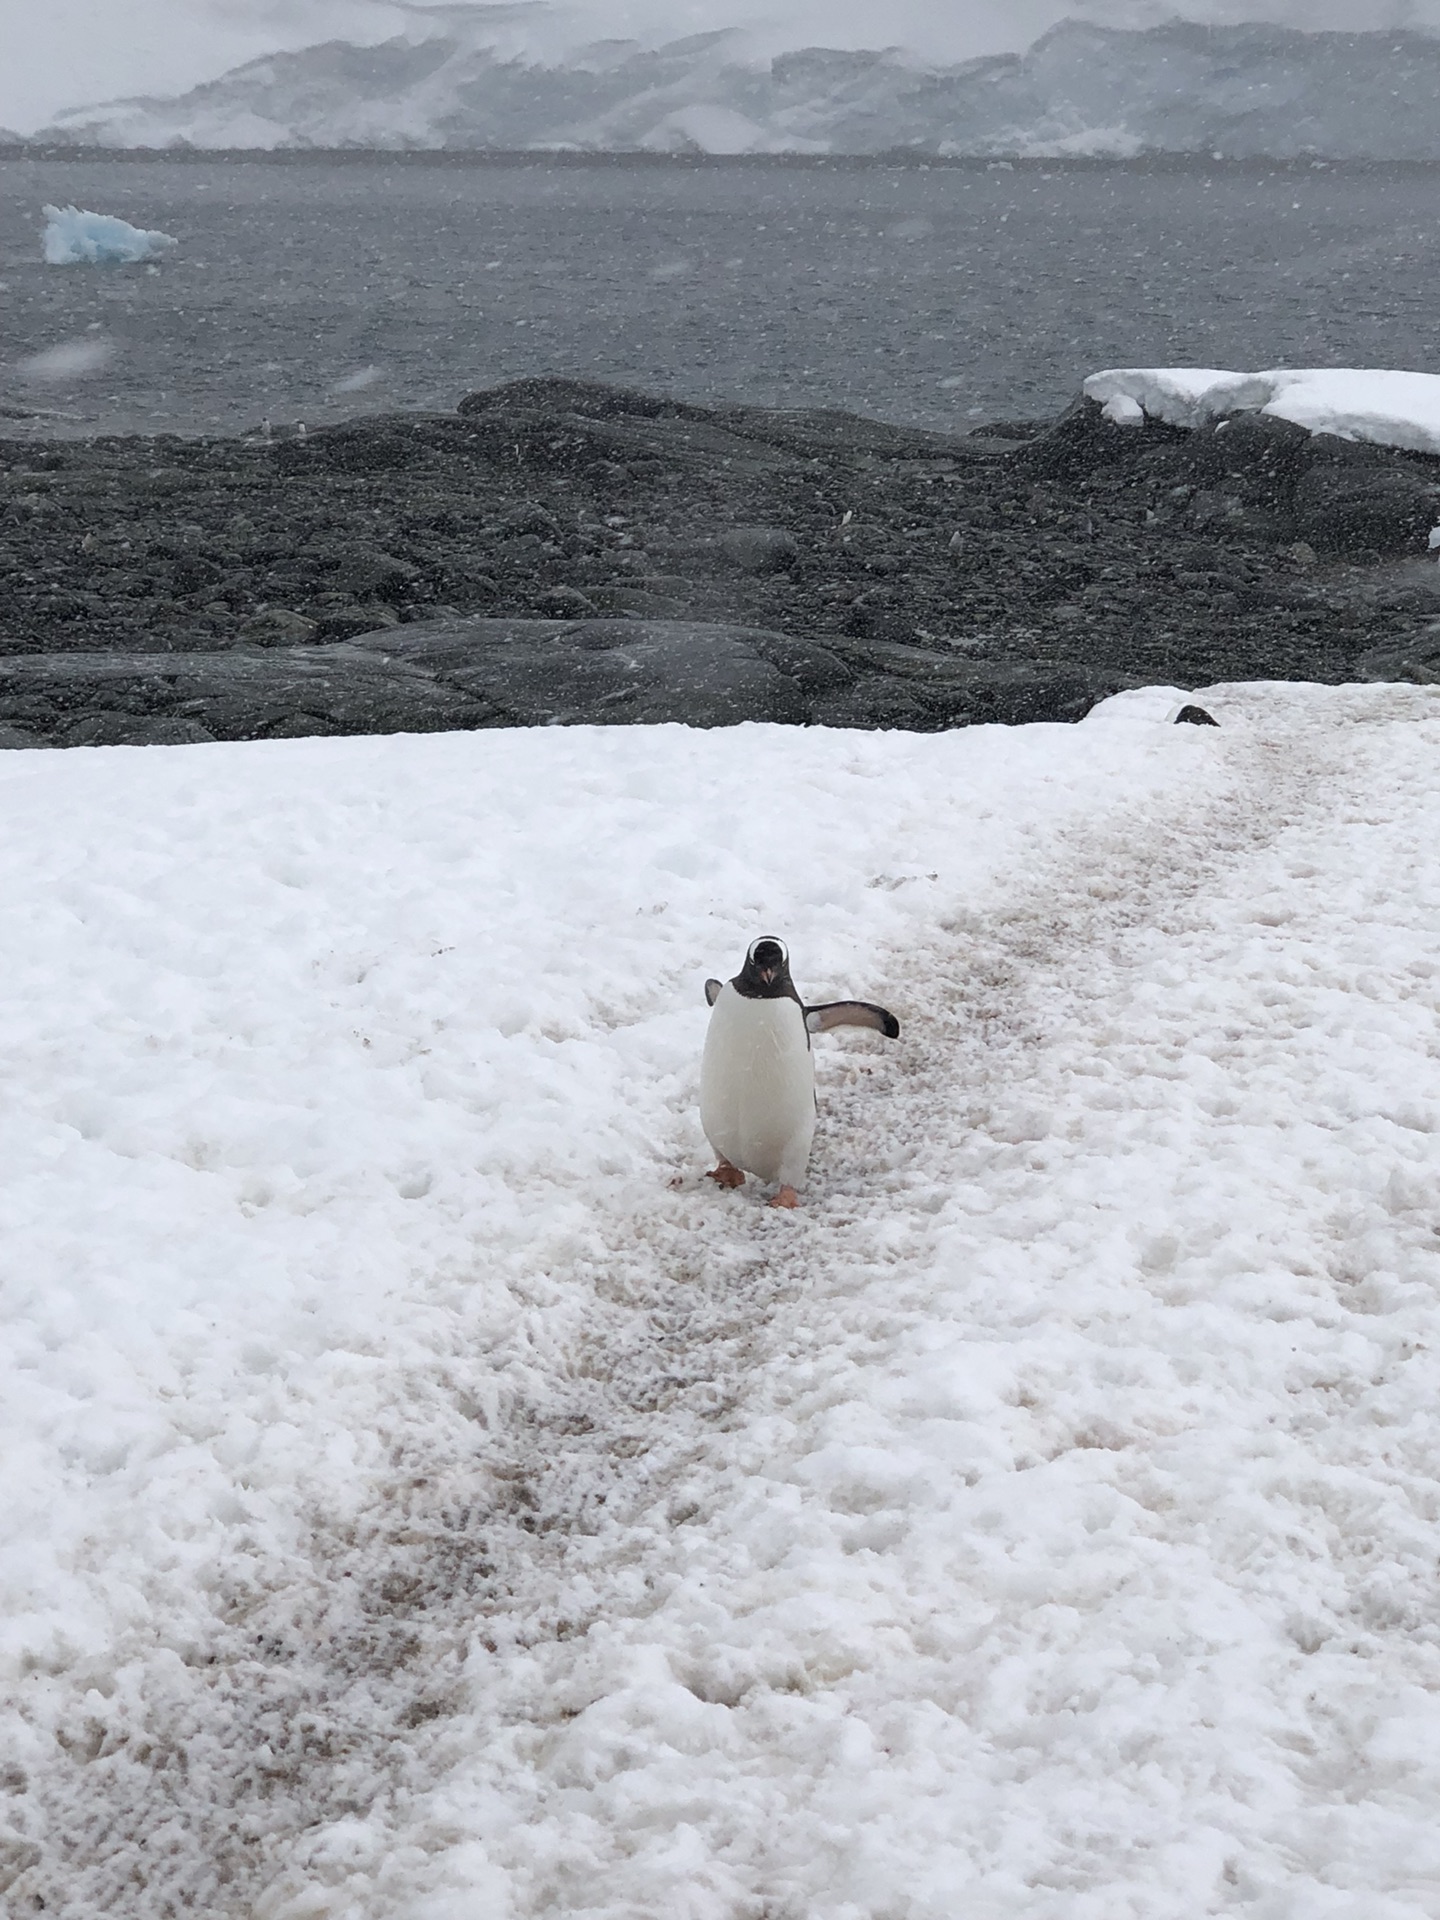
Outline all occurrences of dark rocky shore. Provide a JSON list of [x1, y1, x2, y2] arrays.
[[3, 376, 1440, 748]]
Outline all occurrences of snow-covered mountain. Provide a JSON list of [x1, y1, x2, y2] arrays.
[[31, 19, 1440, 158]]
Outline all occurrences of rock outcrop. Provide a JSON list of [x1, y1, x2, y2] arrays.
[[3, 375, 1439, 748]]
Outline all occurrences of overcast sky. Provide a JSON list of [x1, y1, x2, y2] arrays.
[[1, 0, 1436, 134]]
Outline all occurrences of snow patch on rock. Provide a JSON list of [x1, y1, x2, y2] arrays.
[[1085, 366, 1440, 457]]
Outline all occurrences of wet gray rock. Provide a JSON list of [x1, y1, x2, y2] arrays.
[[308, 601, 401, 642], [1007, 394, 1139, 483], [809, 658, 1101, 729], [238, 609, 319, 646], [63, 713, 219, 748], [5, 376, 1440, 747], [717, 527, 801, 574], [1187, 489, 1251, 532], [0, 618, 1120, 747], [533, 586, 599, 618], [492, 501, 562, 540], [352, 617, 816, 727], [1291, 464, 1440, 556], [328, 550, 423, 599], [1018, 398, 1440, 555], [1178, 412, 1313, 511], [0, 646, 495, 747], [1354, 621, 1440, 685], [350, 619, 1114, 731]]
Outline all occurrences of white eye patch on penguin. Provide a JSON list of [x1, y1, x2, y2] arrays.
[[742, 937, 789, 993], [700, 936, 900, 1209]]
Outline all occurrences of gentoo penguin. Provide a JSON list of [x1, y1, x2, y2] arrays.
[[700, 936, 900, 1209]]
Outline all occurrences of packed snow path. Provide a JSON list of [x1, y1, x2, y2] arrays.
[[5, 686, 1440, 1919]]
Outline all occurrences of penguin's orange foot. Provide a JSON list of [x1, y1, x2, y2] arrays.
[[706, 1160, 746, 1190], [768, 1186, 801, 1210]]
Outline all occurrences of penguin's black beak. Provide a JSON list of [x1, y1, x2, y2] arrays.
[[758, 964, 777, 985]]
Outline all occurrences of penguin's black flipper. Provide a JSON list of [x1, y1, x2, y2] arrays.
[[704, 978, 723, 1007], [806, 1000, 900, 1040]]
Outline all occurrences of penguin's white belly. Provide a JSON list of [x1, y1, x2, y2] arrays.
[[700, 984, 816, 1187]]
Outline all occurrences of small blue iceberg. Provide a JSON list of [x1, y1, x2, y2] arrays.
[[42, 204, 178, 266]]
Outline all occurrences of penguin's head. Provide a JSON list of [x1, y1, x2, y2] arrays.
[[737, 935, 793, 998]]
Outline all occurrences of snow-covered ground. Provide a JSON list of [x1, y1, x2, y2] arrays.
[[6, 685, 1440, 1916], [1086, 365, 1440, 456]]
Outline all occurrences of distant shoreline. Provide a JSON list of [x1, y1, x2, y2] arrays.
[[5, 146, 1440, 174]]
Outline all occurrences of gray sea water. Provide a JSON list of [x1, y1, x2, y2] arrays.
[[2, 156, 1438, 441]]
